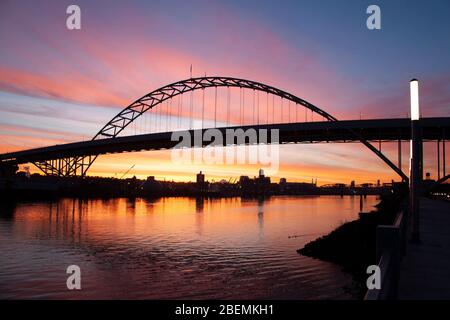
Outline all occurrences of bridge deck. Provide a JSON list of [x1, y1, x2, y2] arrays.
[[1, 117, 449, 165]]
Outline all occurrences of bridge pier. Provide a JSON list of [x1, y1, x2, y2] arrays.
[[32, 155, 95, 177]]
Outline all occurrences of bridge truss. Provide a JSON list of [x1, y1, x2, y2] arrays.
[[15, 76, 408, 181]]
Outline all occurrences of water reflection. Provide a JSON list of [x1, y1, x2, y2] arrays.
[[195, 197, 204, 236], [257, 197, 265, 239], [0, 195, 379, 299], [195, 197, 204, 213]]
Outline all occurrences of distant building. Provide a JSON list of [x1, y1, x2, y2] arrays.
[[350, 180, 355, 188], [196, 171, 205, 184], [143, 176, 160, 191], [280, 178, 287, 184], [196, 171, 206, 192], [259, 169, 265, 178], [239, 171, 271, 195], [256, 169, 270, 193], [256, 169, 270, 184], [239, 175, 250, 185]]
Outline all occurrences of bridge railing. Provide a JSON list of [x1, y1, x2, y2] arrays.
[[364, 200, 409, 300]]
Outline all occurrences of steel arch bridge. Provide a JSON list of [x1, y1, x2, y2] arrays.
[[27, 76, 407, 181]]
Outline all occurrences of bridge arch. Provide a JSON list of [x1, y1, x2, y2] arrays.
[[33, 76, 407, 181], [93, 76, 337, 140]]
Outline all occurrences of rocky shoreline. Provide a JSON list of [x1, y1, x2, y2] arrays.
[[297, 192, 407, 298]]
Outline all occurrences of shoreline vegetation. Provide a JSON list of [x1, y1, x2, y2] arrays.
[[297, 190, 408, 299]]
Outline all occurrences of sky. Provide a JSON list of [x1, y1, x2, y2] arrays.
[[0, 0, 449, 184]]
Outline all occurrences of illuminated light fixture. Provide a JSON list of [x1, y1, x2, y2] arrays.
[[410, 79, 420, 120]]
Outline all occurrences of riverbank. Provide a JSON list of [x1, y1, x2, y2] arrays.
[[0, 174, 395, 201], [297, 190, 408, 298]]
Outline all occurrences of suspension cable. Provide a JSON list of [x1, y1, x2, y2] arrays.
[[252, 89, 255, 124], [272, 94, 275, 124], [166, 100, 169, 132], [202, 88, 205, 129], [152, 106, 155, 132], [239, 88, 242, 126], [241, 89, 244, 125], [190, 90, 193, 129], [257, 91, 260, 125], [227, 87, 230, 125], [157, 103, 160, 132], [170, 98, 174, 130], [288, 100, 291, 123], [244, 89, 246, 125], [144, 110, 147, 133], [214, 86, 217, 127]]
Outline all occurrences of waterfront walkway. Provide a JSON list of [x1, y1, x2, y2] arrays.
[[398, 197, 450, 299]]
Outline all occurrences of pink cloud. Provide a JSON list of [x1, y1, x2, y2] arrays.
[[0, 0, 351, 120], [0, 66, 130, 107]]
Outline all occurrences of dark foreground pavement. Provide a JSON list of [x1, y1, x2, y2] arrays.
[[399, 197, 450, 299]]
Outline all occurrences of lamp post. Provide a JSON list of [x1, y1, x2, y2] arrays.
[[410, 79, 422, 243]]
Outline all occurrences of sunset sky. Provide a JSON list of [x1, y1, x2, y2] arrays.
[[0, 0, 449, 184]]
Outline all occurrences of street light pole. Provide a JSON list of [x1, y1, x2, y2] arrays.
[[410, 79, 422, 243]]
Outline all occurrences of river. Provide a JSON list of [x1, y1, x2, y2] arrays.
[[0, 195, 379, 299]]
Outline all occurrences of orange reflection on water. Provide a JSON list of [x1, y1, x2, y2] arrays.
[[0, 195, 379, 299]]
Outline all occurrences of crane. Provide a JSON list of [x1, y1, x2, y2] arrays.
[[118, 164, 135, 179]]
